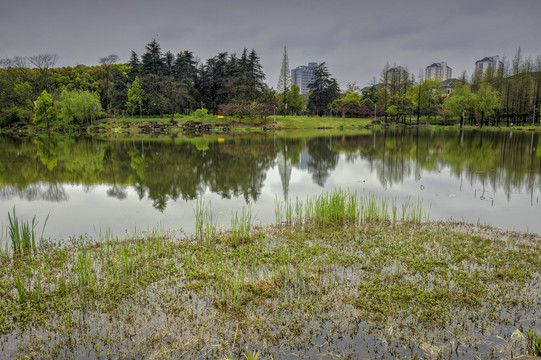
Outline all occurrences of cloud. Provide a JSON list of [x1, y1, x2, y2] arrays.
[[1, 0, 540, 88]]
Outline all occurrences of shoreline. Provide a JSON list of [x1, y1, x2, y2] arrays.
[[2, 116, 541, 138]]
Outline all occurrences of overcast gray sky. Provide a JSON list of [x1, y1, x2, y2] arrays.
[[2, 0, 540, 89]]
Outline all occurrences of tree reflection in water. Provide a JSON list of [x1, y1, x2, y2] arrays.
[[0, 129, 540, 211]]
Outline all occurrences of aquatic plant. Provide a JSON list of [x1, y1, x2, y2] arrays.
[[230, 207, 254, 246], [7, 207, 48, 255], [527, 329, 541, 356], [194, 198, 216, 246]]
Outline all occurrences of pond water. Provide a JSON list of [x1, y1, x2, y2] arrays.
[[1, 128, 540, 242]]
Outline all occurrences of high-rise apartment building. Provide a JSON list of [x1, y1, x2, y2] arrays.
[[291, 62, 317, 94], [475, 56, 503, 75], [425, 62, 452, 81]]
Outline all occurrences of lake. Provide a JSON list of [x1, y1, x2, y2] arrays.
[[1, 128, 540, 242]]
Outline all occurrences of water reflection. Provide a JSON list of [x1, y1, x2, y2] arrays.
[[0, 129, 540, 236]]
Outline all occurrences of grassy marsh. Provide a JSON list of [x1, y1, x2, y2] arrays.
[[1, 191, 540, 359]]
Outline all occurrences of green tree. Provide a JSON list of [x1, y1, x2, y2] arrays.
[[141, 39, 165, 76], [126, 76, 144, 116], [111, 67, 129, 115], [56, 89, 102, 125], [128, 51, 141, 82], [285, 84, 303, 115], [96, 54, 119, 111], [333, 91, 361, 117], [308, 63, 340, 116], [408, 79, 442, 121], [443, 82, 473, 127], [33, 90, 57, 127], [386, 105, 398, 121], [473, 82, 501, 127]]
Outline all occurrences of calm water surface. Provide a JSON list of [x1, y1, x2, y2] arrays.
[[1, 128, 540, 241]]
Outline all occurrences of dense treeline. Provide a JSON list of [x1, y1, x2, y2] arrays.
[[3, 44, 540, 128], [346, 48, 541, 126], [0, 39, 274, 127]]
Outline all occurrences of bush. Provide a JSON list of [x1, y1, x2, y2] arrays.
[[192, 108, 208, 120]]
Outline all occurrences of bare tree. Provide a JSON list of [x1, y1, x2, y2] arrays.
[[99, 54, 119, 66], [98, 54, 120, 110], [27, 53, 58, 93], [0, 58, 12, 70], [27, 53, 58, 69]]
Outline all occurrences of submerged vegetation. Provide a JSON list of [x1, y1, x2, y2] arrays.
[[1, 190, 540, 358]]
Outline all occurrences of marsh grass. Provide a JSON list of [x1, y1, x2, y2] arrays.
[[1, 193, 540, 359], [527, 329, 541, 356], [275, 189, 428, 227], [230, 207, 254, 246], [7, 207, 49, 255], [194, 199, 216, 246]]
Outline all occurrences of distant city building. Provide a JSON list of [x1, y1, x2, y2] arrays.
[[475, 56, 503, 75], [440, 78, 457, 95], [291, 62, 317, 95], [425, 62, 452, 81], [383, 66, 412, 93]]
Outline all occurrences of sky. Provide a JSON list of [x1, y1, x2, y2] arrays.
[[2, 0, 541, 89]]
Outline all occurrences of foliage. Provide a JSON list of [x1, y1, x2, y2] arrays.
[[472, 82, 501, 126], [333, 91, 362, 117], [443, 82, 473, 124], [7, 207, 48, 255], [126, 76, 144, 116], [407, 79, 443, 120], [218, 102, 273, 119], [285, 84, 303, 115], [56, 89, 102, 125], [193, 108, 208, 119], [308, 63, 340, 116], [33, 90, 57, 127]]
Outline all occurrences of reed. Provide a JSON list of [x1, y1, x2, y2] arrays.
[[230, 207, 253, 246], [193, 199, 216, 246], [273, 189, 429, 227], [14, 274, 25, 302], [7, 208, 48, 255]]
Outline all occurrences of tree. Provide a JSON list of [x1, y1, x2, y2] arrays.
[[97, 54, 119, 110], [126, 76, 144, 116], [333, 91, 361, 117], [307, 63, 340, 116], [200, 52, 229, 113], [277, 46, 291, 95], [472, 82, 500, 127], [140, 74, 189, 118], [277, 46, 291, 115], [27, 53, 58, 93], [128, 51, 141, 82], [111, 67, 129, 114], [285, 84, 303, 115], [248, 49, 266, 93], [443, 82, 473, 128], [141, 39, 165, 76], [33, 90, 57, 127], [407, 79, 442, 121], [56, 89, 102, 125]]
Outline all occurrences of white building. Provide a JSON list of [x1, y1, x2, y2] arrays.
[[291, 62, 317, 94], [475, 56, 503, 75], [425, 62, 452, 81]]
